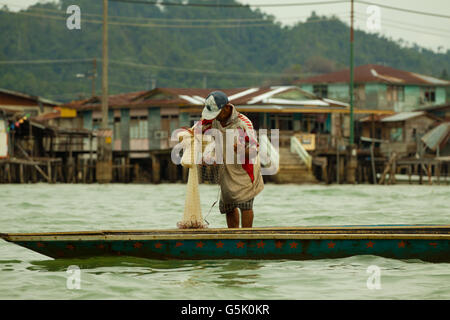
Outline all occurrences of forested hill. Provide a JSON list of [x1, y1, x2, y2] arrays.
[[0, 0, 449, 102]]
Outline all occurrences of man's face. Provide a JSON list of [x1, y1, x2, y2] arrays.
[[215, 104, 231, 121]]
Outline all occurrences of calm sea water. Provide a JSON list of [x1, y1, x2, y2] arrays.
[[0, 183, 449, 300]]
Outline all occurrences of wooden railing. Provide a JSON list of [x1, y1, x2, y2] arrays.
[[290, 136, 312, 169], [259, 133, 280, 171]]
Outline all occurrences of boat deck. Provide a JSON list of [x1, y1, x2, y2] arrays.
[[1, 225, 449, 262]]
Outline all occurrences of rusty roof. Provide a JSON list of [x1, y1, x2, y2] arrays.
[[61, 86, 348, 112], [63, 90, 147, 110], [0, 88, 61, 106], [297, 64, 450, 86], [417, 103, 450, 112]]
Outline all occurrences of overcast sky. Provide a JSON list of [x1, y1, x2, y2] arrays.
[[2, 0, 450, 52]]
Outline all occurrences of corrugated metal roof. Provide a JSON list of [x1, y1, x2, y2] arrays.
[[297, 64, 450, 86], [359, 114, 391, 122], [62, 86, 348, 111], [421, 122, 450, 151], [0, 88, 61, 106], [381, 111, 425, 122], [417, 103, 450, 112]]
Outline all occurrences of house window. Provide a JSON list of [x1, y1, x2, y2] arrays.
[[353, 84, 366, 103], [313, 84, 328, 98], [424, 87, 436, 103], [397, 86, 405, 102], [130, 116, 148, 139], [270, 114, 293, 131], [189, 114, 201, 127], [387, 85, 405, 102], [301, 115, 324, 133], [390, 127, 403, 142], [92, 118, 101, 131], [113, 117, 121, 140]]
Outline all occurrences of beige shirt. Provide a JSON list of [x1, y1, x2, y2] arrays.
[[207, 106, 264, 204]]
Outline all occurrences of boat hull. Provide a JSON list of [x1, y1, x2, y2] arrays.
[[1, 225, 450, 262]]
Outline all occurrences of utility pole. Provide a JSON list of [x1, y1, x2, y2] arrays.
[[346, 0, 357, 184], [101, 1, 108, 132], [96, 0, 112, 183], [91, 58, 97, 97], [349, 0, 355, 145]]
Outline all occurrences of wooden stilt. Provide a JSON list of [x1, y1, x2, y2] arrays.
[[125, 156, 130, 182], [322, 161, 328, 184], [133, 163, 139, 182], [427, 164, 432, 185], [151, 153, 160, 183], [47, 161, 52, 183], [30, 165, 36, 183], [182, 165, 188, 183], [168, 159, 177, 183], [408, 165, 412, 185], [6, 163, 11, 183], [419, 163, 423, 185], [436, 162, 441, 185], [57, 163, 64, 182], [89, 134, 93, 183], [82, 159, 87, 183], [391, 156, 397, 185], [19, 164, 24, 184], [120, 157, 125, 182]]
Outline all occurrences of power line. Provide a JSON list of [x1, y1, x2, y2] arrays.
[[362, 14, 450, 35], [109, 59, 288, 77], [0, 57, 317, 78], [109, 0, 450, 20], [108, 0, 348, 8], [1, 10, 273, 28], [0, 58, 94, 65], [356, 0, 450, 19], [0, 2, 274, 22], [353, 13, 450, 38], [3, 9, 350, 29], [3, 4, 347, 24]]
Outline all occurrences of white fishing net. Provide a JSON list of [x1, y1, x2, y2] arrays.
[[176, 129, 209, 229]]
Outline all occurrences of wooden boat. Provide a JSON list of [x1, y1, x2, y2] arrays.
[[1, 225, 449, 262]]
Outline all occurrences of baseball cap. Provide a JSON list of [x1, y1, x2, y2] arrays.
[[202, 91, 229, 120]]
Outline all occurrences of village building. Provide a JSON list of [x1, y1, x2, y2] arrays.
[[359, 110, 449, 184], [296, 64, 450, 112], [359, 111, 440, 157], [0, 88, 93, 183], [2, 85, 447, 185], [418, 103, 450, 121], [0, 88, 59, 115], [60, 86, 389, 183]]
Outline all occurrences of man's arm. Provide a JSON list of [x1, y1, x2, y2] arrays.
[[234, 129, 258, 164]]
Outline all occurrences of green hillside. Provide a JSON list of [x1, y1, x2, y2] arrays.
[[0, 0, 448, 102]]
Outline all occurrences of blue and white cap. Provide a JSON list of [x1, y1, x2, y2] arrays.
[[202, 91, 229, 120]]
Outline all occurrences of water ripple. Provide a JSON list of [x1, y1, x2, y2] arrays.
[[0, 184, 449, 299]]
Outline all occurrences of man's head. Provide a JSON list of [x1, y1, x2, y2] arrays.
[[202, 91, 232, 121]]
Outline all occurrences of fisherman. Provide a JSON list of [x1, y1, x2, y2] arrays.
[[196, 91, 264, 228]]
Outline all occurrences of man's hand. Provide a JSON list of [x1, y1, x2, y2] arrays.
[[234, 141, 250, 160], [234, 140, 258, 164], [201, 158, 218, 166]]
